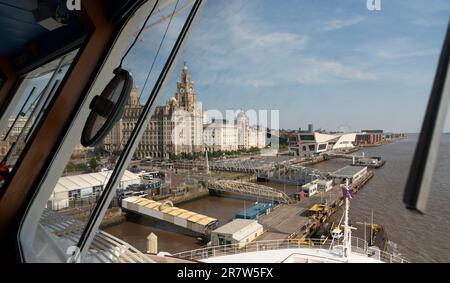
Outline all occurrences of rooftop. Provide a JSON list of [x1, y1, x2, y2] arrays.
[[54, 170, 140, 193], [330, 166, 367, 178], [213, 219, 257, 234], [123, 197, 217, 226]]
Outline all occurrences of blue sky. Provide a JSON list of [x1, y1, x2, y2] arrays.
[[123, 0, 450, 133]]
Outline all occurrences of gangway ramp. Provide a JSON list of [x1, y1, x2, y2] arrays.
[[208, 180, 291, 204], [121, 197, 218, 235]]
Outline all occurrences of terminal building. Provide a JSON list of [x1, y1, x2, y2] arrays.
[[211, 219, 264, 248], [48, 170, 141, 210], [289, 132, 356, 157], [301, 179, 334, 197], [235, 202, 274, 220], [329, 166, 368, 185], [356, 130, 384, 145]]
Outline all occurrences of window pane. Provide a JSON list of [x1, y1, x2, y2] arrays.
[[0, 50, 78, 189], [21, 0, 195, 263], [22, 0, 450, 263], [101, 0, 450, 263]]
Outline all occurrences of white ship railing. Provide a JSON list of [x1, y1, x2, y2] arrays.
[[172, 237, 408, 263], [39, 209, 155, 263]]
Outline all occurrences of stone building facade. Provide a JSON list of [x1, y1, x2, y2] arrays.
[[103, 65, 204, 159], [103, 65, 266, 159]]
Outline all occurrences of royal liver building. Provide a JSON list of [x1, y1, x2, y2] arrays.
[[103, 65, 204, 159], [103, 65, 266, 159]]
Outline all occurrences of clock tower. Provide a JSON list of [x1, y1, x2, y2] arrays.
[[175, 63, 197, 112]]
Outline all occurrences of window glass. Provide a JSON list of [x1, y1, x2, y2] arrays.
[[20, 0, 196, 263], [0, 50, 78, 189], [100, 0, 450, 263], [21, 0, 450, 263]]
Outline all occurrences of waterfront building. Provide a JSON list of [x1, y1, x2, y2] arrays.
[[203, 119, 238, 152], [210, 219, 264, 248], [103, 65, 267, 159], [329, 166, 368, 185], [5, 116, 28, 136], [301, 182, 319, 197], [312, 179, 333, 192], [203, 118, 266, 152], [299, 179, 332, 198], [384, 132, 407, 140], [103, 65, 204, 159], [0, 116, 34, 157], [279, 130, 300, 146], [333, 133, 357, 150], [288, 132, 356, 157], [235, 113, 266, 149], [48, 170, 141, 210], [248, 126, 266, 149], [236, 112, 249, 150], [356, 130, 384, 145]]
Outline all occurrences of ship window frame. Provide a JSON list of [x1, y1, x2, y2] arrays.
[[403, 21, 450, 213], [0, 70, 5, 90], [73, 0, 205, 262], [16, 0, 160, 262], [17, 0, 204, 263], [13, 0, 449, 262], [0, 49, 80, 196]]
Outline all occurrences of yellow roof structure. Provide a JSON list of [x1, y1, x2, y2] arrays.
[[144, 202, 160, 209], [197, 217, 217, 226], [308, 204, 328, 212], [126, 197, 217, 227], [179, 211, 197, 220]]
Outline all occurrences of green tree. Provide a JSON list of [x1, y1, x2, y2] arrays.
[[89, 158, 98, 171]]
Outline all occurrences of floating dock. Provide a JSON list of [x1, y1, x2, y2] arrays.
[[235, 202, 275, 220], [257, 168, 374, 241], [121, 196, 219, 235]]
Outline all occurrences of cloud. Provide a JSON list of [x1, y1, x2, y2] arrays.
[[199, 77, 275, 88], [253, 32, 307, 48], [412, 18, 446, 27], [175, 2, 379, 89], [376, 49, 437, 60], [319, 17, 365, 32], [175, 1, 310, 88], [355, 37, 439, 61], [294, 59, 378, 84]]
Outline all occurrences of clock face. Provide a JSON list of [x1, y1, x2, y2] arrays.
[[180, 88, 185, 93]]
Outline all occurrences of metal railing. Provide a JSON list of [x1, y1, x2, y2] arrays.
[[208, 179, 291, 204], [172, 237, 408, 263]]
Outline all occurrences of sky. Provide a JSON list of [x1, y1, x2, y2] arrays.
[[122, 0, 450, 133]]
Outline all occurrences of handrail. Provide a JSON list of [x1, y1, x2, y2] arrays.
[[172, 237, 408, 263]]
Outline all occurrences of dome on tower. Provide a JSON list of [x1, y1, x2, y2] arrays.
[[181, 62, 190, 82], [169, 97, 178, 105], [128, 86, 140, 105]]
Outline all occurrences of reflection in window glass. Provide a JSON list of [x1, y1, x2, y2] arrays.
[[0, 50, 78, 189]]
